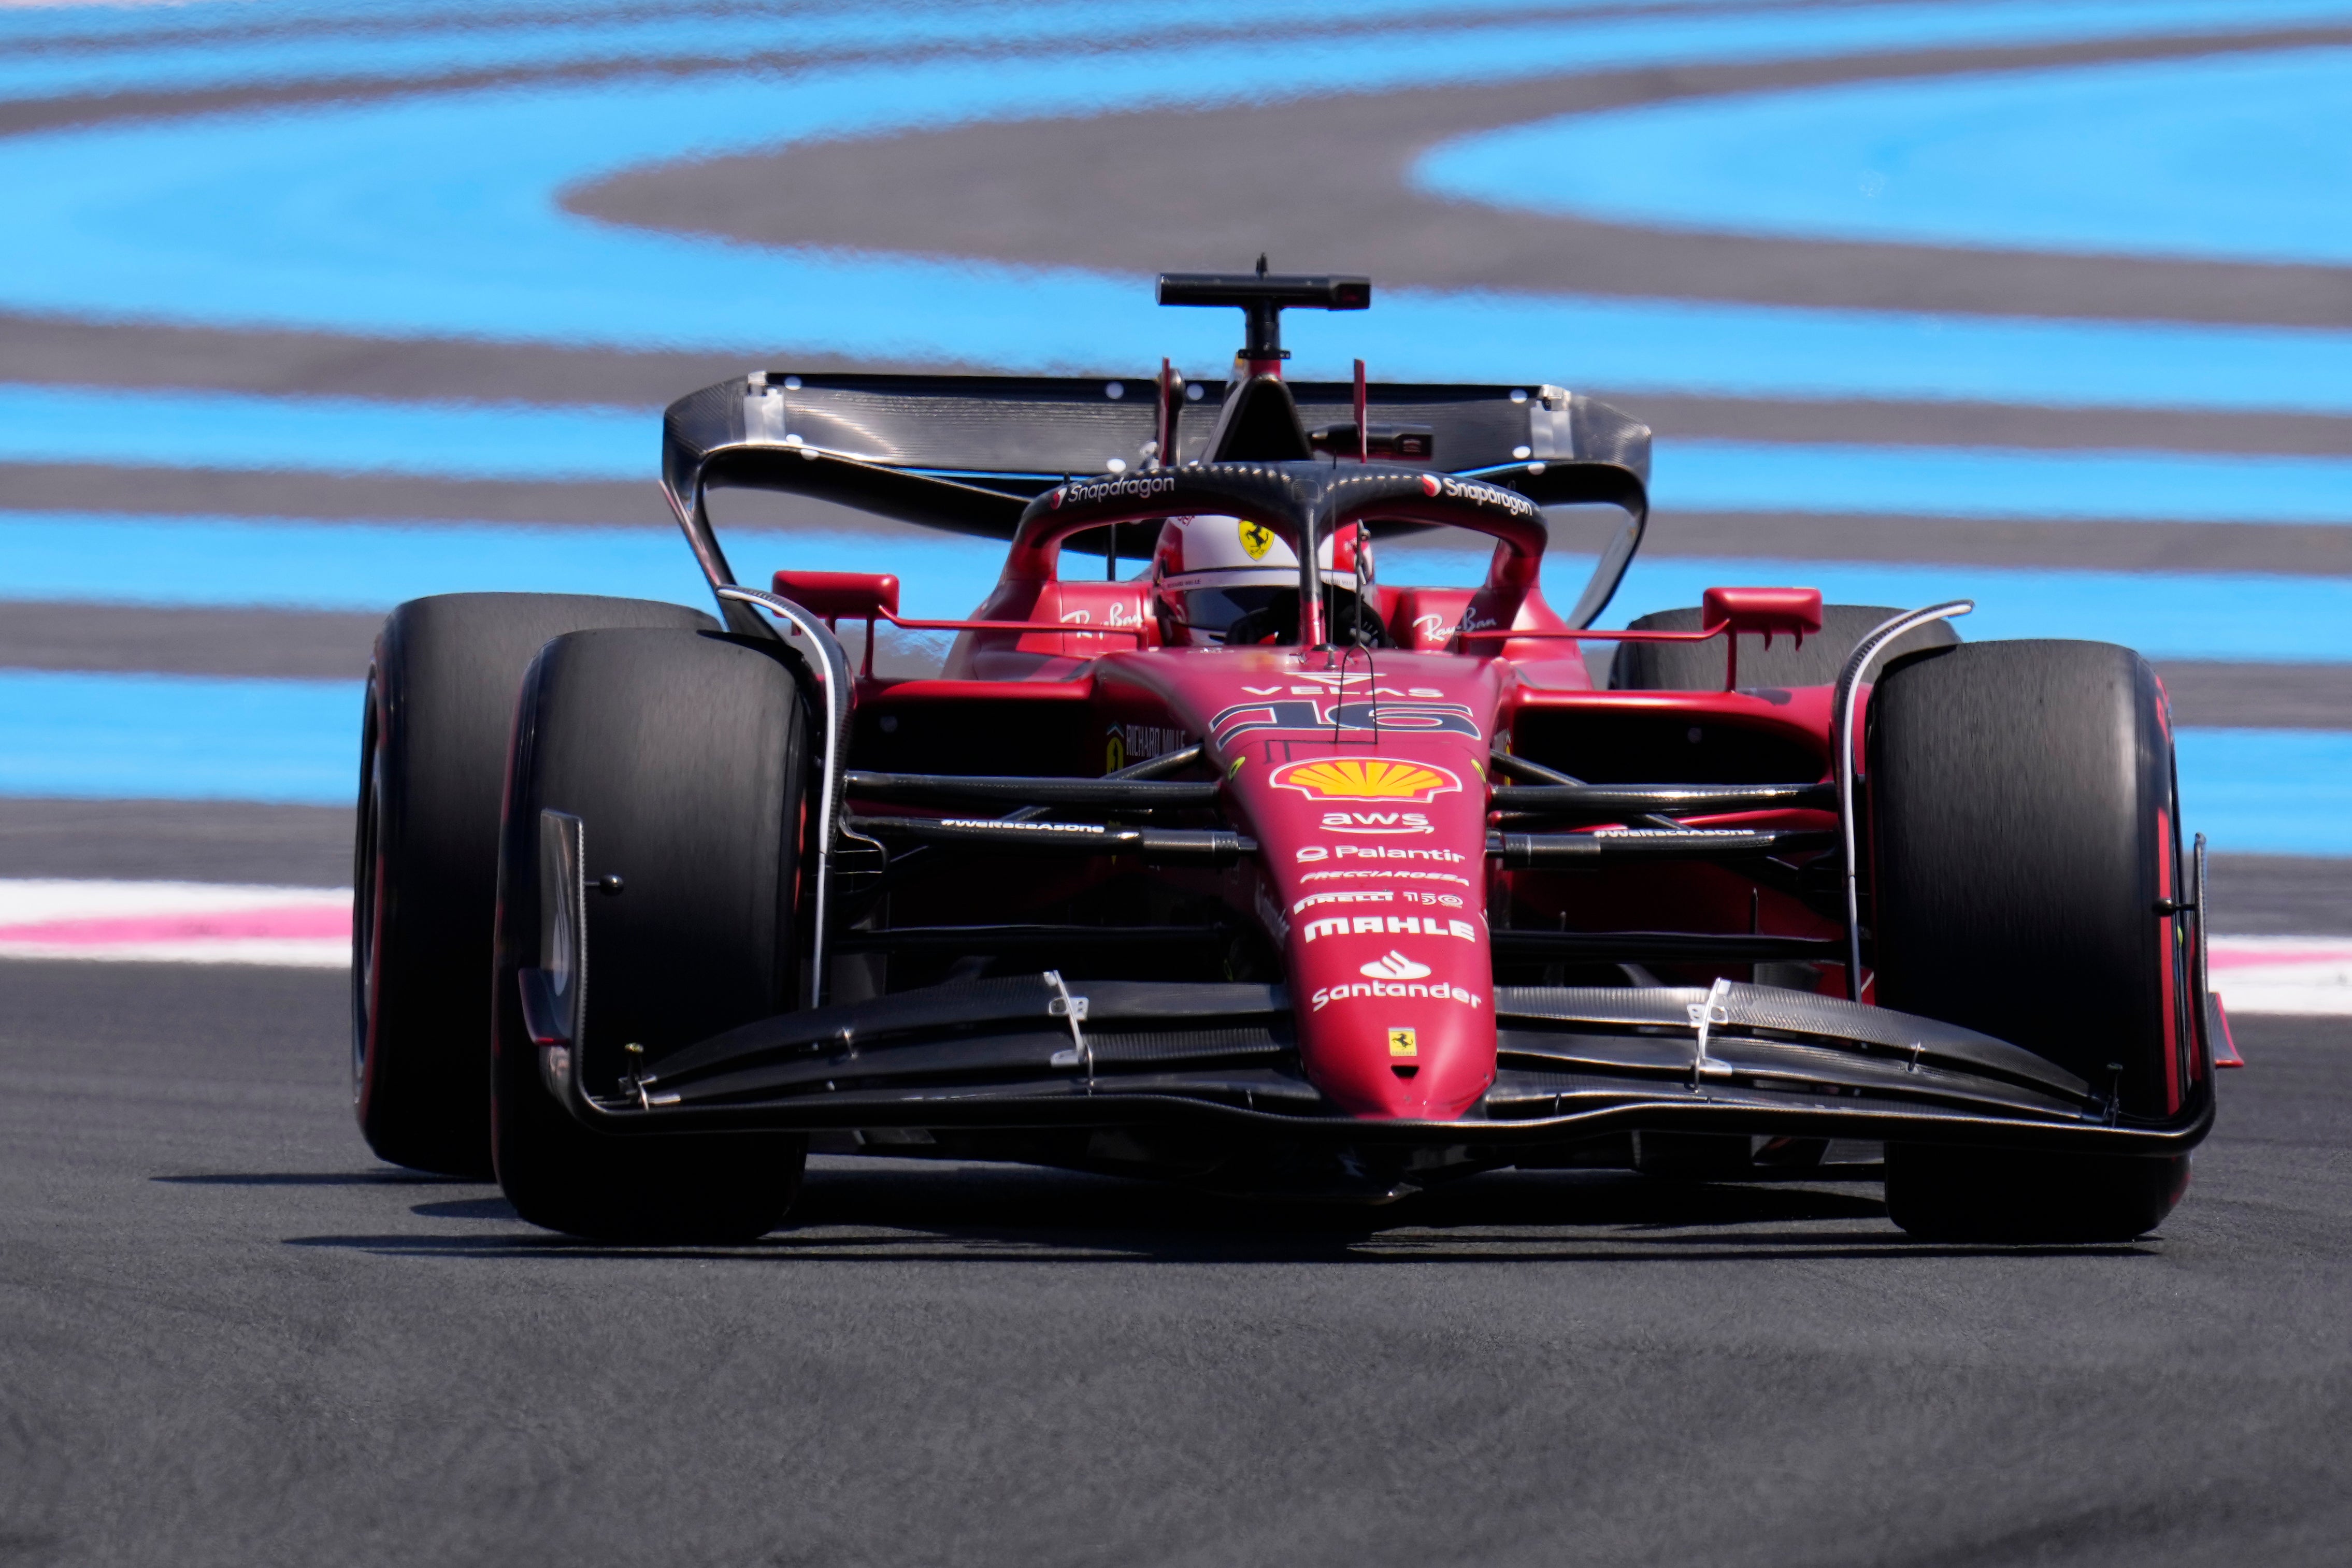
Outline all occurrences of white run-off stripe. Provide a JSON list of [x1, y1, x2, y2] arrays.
[[0, 879, 350, 967], [2209, 937, 2352, 1018], [0, 882, 2342, 1016]]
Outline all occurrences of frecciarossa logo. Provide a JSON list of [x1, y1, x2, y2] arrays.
[[1415, 472, 1537, 517], [1049, 474, 1177, 508]]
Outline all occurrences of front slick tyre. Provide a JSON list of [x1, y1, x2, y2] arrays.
[[1869, 640, 2197, 1244], [493, 627, 809, 1244], [1885, 1146, 2189, 1245]]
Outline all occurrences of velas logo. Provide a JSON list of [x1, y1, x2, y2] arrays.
[[1418, 473, 1442, 497], [1360, 951, 1431, 981], [1271, 757, 1461, 803]]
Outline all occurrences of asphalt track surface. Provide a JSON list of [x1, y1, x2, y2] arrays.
[[3, 959, 2345, 1568]]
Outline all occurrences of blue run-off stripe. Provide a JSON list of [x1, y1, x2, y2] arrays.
[[11, 4, 2352, 413], [1414, 47, 2352, 269], [0, 669, 2336, 855], [0, 385, 652, 482], [4, 515, 2351, 664]]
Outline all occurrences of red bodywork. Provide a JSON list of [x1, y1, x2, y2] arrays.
[[833, 518, 1842, 1129]]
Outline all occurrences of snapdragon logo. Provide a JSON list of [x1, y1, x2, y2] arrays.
[[1359, 951, 1430, 981], [1413, 472, 1537, 517], [1051, 473, 1177, 508]]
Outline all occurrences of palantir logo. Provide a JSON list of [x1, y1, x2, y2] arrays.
[[1359, 951, 1431, 981]]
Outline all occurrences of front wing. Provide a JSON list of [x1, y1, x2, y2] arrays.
[[521, 964, 2213, 1161]]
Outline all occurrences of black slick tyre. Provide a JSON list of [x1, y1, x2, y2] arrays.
[[1868, 640, 2197, 1243], [355, 593, 714, 1176], [1609, 603, 1958, 691], [491, 627, 809, 1243]]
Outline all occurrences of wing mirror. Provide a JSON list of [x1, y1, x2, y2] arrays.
[[771, 570, 900, 622], [1702, 586, 1823, 688], [1703, 585, 1822, 644]]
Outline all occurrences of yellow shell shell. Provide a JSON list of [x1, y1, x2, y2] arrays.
[[1278, 758, 1453, 800]]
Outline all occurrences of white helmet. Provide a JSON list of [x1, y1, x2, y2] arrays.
[[1151, 515, 1366, 644]]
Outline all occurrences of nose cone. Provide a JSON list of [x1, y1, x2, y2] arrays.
[[1235, 749, 1497, 1120], [1292, 925, 1494, 1118]]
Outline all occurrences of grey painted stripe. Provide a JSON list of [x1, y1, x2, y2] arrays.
[[0, 462, 669, 527], [0, 310, 969, 406], [1622, 394, 2352, 459], [1643, 511, 2352, 575], [0, 463, 943, 534], [570, 24, 2352, 330], [2206, 853, 2352, 936], [0, 796, 353, 886], [8, 310, 2349, 456], [0, 601, 383, 680], [2156, 664, 2352, 731]]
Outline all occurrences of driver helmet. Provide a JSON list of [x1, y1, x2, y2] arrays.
[[1151, 515, 1367, 645]]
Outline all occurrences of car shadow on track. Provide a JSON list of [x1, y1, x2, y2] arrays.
[[270, 1161, 2160, 1264]]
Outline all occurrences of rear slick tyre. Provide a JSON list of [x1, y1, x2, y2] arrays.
[[491, 627, 809, 1244], [1868, 640, 2198, 1243], [354, 592, 714, 1177]]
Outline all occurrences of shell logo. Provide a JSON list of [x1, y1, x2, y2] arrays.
[[1269, 757, 1462, 803]]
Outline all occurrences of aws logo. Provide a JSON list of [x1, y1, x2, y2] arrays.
[[1321, 811, 1432, 836]]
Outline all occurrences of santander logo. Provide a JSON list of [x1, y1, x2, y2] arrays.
[[1359, 951, 1432, 981]]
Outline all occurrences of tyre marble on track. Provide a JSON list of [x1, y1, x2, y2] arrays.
[[2, 961, 2347, 1566]]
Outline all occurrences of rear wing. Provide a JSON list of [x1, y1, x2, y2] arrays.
[[659, 373, 1652, 628]]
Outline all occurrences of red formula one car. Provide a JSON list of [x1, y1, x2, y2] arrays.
[[353, 271, 2228, 1243]]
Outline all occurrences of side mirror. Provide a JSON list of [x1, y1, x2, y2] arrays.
[[1702, 585, 1823, 645], [1701, 585, 1823, 689], [771, 571, 900, 622]]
